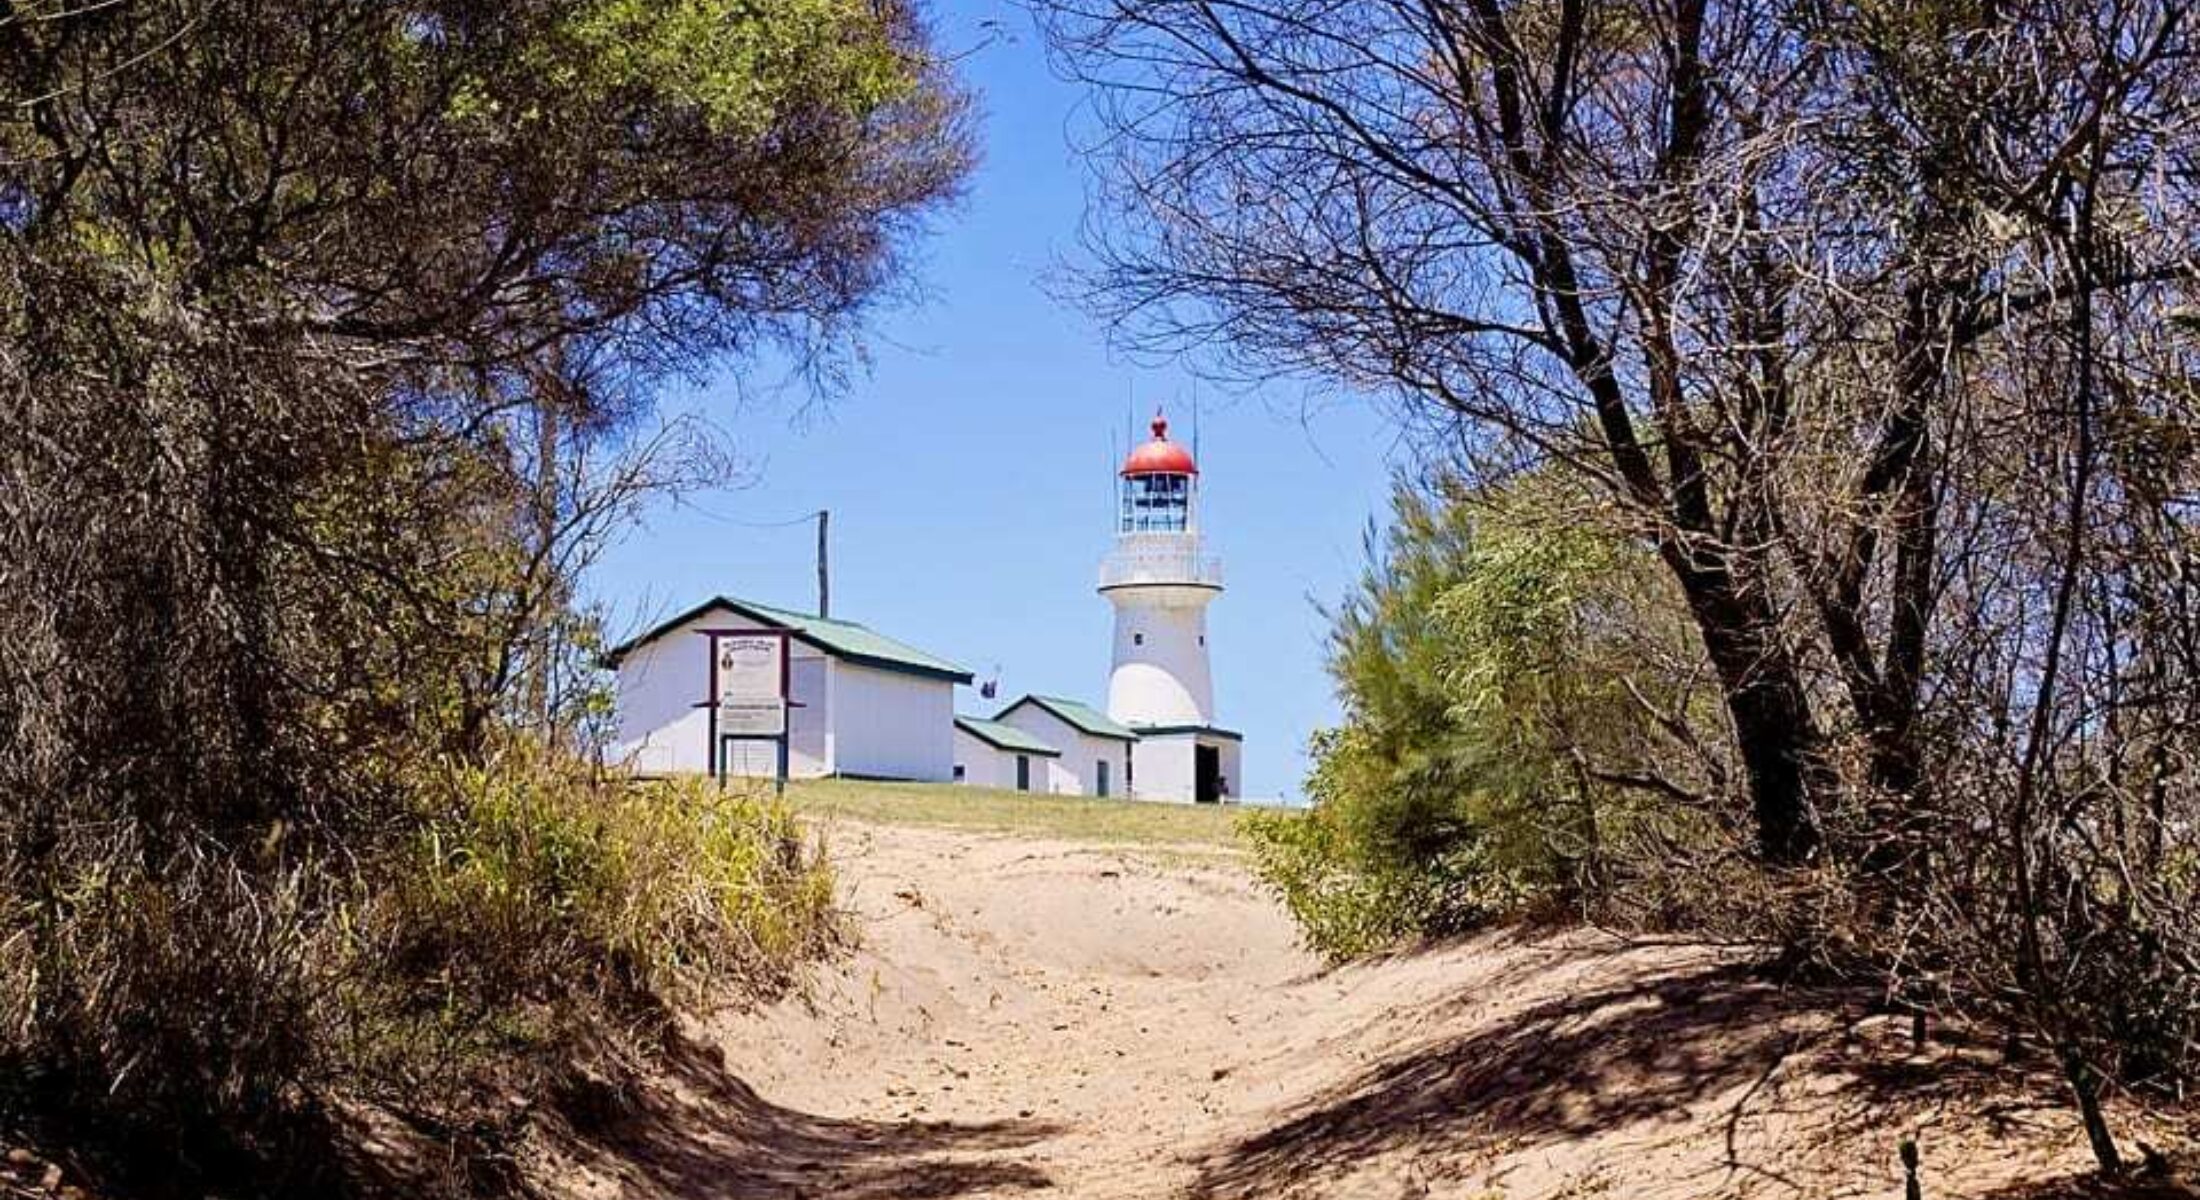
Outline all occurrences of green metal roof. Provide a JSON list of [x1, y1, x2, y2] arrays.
[[1131, 723, 1244, 741], [954, 716, 1062, 756], [604, 596, 974, 683], [998, 694, 1137, 741]]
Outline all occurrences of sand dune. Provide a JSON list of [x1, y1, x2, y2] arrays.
[[542, 817, 2164, 1199]]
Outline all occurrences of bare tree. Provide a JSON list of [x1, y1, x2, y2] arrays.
[[1041, 0, 2200, 1169], [1039, 0, 2200, 870]]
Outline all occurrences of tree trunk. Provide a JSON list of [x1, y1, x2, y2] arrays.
[[2062, 1045, 2126, 1176], [1722, 659, 1828, 865], [1671, 552, 1828, 865], [1862, 729, 1929, 889]]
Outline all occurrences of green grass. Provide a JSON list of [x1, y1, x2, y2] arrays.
[[776, 777, 1247, 850]]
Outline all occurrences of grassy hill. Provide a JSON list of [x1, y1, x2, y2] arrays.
[[779, 777, 1248, 849]]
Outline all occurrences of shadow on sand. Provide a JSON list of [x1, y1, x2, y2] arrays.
[[551, 1032, 1061, 1199], [1973, 1174, 2200, 1200], [1184, 957, 2055, 1199]]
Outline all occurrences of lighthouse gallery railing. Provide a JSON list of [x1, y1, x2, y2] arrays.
[[1098, 536, 1224, 589]]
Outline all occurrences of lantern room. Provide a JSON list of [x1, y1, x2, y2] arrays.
[[1119, 413, 1200, 533]]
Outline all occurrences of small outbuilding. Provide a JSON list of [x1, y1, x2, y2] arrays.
[[952, 716, 1062, 792], [1128, 724, 1243, 805], [604, 595, 972, 782], [993, 694, 1136, 798]]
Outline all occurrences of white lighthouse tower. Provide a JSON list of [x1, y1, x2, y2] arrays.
[[1101, 411, 1242, 803]]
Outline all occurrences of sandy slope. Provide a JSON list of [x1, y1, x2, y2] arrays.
[[542, 818, 2174, 1200]]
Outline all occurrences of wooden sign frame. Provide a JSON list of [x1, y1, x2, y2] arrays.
[[698, 628, 795, 793]]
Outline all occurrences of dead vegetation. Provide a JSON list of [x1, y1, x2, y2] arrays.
[[1043, 0, 2200, 1175]]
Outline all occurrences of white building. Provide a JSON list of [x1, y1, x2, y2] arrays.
[[1101, 413, 1244, 803], [993, 694, 1136, 798], [953, 716, 1062, 792], [604, 595, 972, 782]]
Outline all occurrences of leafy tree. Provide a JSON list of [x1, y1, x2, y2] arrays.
[[0, 0, 968, 1187]]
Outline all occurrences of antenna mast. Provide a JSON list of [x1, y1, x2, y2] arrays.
[[1109, 424, 1119, 527], [815, 509, 830, 618], [1191, 380, 1201, 464]]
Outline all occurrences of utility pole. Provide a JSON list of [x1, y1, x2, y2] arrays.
[[816, 509, 830, 619]]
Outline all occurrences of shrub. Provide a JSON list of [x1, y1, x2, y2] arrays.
[[1247, 476, 1722, 960], [0, 745, 838, 1195], [0, 840, 339, 1184], [336, 747, 839, 1105], [1243, 729, 1531, 960]]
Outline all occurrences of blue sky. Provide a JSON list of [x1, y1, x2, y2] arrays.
[[584, 0, 1408, 799]]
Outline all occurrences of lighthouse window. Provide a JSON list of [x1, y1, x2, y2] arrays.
[[1133, 633, 1144, 645], [1121, 474, 1190, 533]]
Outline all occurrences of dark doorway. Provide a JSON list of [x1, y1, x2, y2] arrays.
[[1195, 745, 1221, 804], [1015, 755, 1031, 792]]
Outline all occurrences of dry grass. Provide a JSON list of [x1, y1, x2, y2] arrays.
[[778, 777, 1248, 851]]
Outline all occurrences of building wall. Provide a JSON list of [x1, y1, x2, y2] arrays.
[[997, 705, 1133, 797], [1092, 734, 1134, 798], [831, 659, 957, 781], [1104, 583, 1216, 727], [720, 647, 834, 778], [1130, 734, 1198, 804], [1045, 757, 1080, 795], [952, 727, 1048, 791], [788, 655, 830, 775], [1213, 738, 1244, 802], [609, 631, 712, 775]]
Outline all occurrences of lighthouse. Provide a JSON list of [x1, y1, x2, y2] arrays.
[[1101, 411, 1242, 803]]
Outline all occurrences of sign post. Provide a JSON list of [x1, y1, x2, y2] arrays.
[[702, 629, 792, 795]]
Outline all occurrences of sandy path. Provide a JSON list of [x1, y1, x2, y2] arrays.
[[546, 818, 2135, 1200]]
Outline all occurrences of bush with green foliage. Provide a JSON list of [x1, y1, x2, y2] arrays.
[[1246, 477, 1722, 960], [1243, 727, 1527, 959]]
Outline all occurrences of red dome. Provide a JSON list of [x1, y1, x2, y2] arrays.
[[1121, 412, 1198, 476]]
